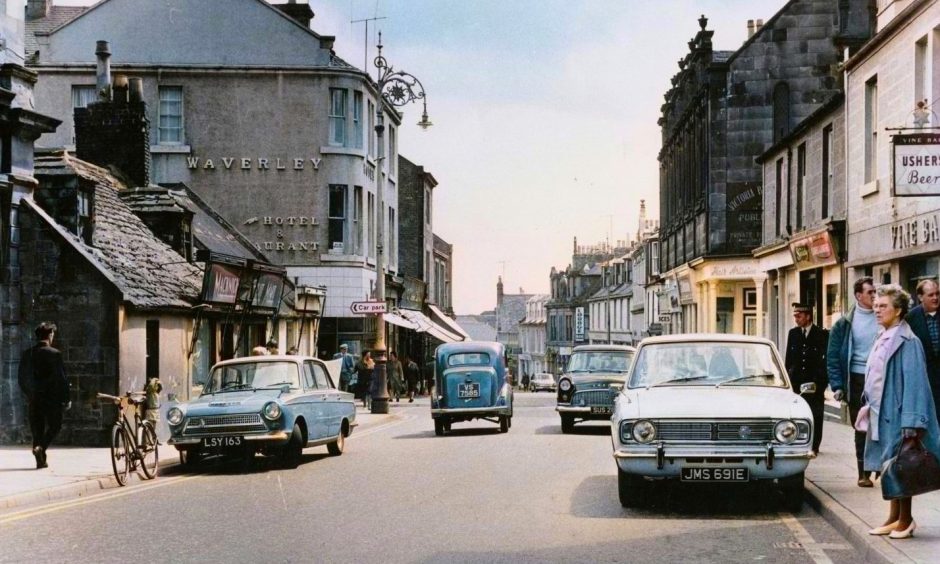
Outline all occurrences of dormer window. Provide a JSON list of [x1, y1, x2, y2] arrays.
[[77, 188, 93, 244]]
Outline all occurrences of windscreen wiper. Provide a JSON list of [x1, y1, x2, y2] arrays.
[[715, 374, 776, 388], [648, 375, 709, 388]]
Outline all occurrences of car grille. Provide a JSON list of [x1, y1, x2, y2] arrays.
[[655, 420, 775, 442], [572, 389, 614, 407], [182, 413, 267, 435]]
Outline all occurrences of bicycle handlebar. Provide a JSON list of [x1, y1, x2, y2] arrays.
[[96, 391, 146, 405]]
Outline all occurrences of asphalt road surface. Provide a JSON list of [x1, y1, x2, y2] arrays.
[[0, 393, 863, 563]]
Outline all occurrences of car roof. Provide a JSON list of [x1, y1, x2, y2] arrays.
[[638, 333, 777, 346], [437, 341, 504, 355], [572, 344, 637, 352], [213, 355, 313, 367]]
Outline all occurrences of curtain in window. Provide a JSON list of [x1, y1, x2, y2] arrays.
[[159, 86, 183, 143]]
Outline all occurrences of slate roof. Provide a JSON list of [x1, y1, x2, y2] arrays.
[[455, 316, 497, 342], [33, 151, 202, 309], [496, 294, 531, 335], [25, 5, 87, 60]]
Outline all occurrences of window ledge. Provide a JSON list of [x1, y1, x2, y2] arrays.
[[150, 144, 192, 154], [320, 146, 367, 158], [319, 253, 367, 264], [861, 179, 879, 197]]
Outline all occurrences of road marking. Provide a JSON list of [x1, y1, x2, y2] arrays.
[[778, 512, 840, 563], [0, 474, 202, 525], [349, 414, 411, 440]]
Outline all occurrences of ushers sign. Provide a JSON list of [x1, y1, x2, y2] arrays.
[[893, 134, 940, 196]]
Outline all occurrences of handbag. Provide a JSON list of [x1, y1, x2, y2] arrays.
[[881, 436, 940, 499]]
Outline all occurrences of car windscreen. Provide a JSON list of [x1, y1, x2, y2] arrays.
[[566, 351, 633, 373], [627, 342, 786, 388], [203, 361, 301, 393], [447, 352, 491, 367]]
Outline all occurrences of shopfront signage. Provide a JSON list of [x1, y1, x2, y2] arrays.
[[400, 277, 426, 311], [187, 156, 321, 171], [203, 262, 241, 304], [893, 134, 940, 196], [574, 307, 585, 342], [706, 261, 758, 279], [891, 213, 940, 250], [251, 272, 284, 310], [350, 301, 387, 314], [678, 275, 694, 304], [789, 231, 836, 269]]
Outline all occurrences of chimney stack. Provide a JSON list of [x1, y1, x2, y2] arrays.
[[95, 40, 111, 101], [273, 0, 314, 29], [755, 19, 764, 35], [747, 19, 755, 39], [26, 0, 51, 21]]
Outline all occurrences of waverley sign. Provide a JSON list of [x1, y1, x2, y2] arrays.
[[893, 134, 940, 196], [187, 156, 321, 171]]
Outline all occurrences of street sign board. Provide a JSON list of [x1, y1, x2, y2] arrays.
[[350, 301, 387, 315]]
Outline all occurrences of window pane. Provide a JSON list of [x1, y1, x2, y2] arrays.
[[158, 86, 183, 144]]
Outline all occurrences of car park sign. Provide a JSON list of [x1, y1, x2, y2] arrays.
[[350, 301, 387, 314]]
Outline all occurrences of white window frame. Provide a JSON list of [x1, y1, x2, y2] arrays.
[[329, 88, 347, 147], [328, 185, 347, 251], [353, 91, 364, 149], [158, 86, 184, 144], [864, 76, 878, 183]]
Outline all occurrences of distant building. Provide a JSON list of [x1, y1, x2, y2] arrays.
[[494, 276, 531, 378], [519, 294, 549, 377], [455, 315, 497, 342]]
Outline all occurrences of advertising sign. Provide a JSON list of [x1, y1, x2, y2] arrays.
[[678, 275, 694, 305], [203, 263, 241, 304], [252, 272, 284, 309], [893, 133, 940, 196], [350, 301, 387, 315], [789, 231, 836, 269], [574, 307, 585, 342]]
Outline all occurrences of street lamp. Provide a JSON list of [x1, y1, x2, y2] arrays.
[[371, 33, 431, 414]]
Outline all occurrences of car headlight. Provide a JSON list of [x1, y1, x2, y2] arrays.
[[632, 419, 657, 443], [559, 379, 572, 392], [262, 401, 282, 421], [774, 420, 798, 444], [167, 407, 184, 426]]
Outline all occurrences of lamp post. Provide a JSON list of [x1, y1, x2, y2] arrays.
[[371, 33, 431, 414]]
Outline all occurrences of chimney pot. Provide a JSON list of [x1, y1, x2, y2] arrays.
[[128, 78, 143, 103], [95, 40, 112, 101], [747, 19, 755, 39], [755, 19, 764, 33], [112, 74, 129, 103]]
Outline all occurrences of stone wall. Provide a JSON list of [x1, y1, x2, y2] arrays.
[[74, 100, 151, 188], [397, 156, 425, 282]]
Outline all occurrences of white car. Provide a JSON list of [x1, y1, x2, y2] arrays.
[[529, 373, 557, 392], [610, 334, 816, 511]]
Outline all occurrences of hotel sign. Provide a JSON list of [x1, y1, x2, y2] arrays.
[[893, 134, 940, 196]]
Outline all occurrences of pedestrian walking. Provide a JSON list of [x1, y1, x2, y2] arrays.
[[785, 303, 829, 455], [404, 355, 420, 403], [333, 344, 356, 392], [423, 358, 435, 397], [904, 278, 940, 425], [858, 284, 940, 539], [387, 351, 405, 402], [357, 352, 375, 408], [17, 322, 69, 469], [521, 372, 530, 391], [827, 276, 879, 487]]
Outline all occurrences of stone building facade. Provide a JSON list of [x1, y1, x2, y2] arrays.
[[518, 294, 548, 378], [658, 2, 870, 335], [25, 0, 407, 359]]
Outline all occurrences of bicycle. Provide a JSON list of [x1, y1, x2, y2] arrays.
[[96, 391, 159, 486]]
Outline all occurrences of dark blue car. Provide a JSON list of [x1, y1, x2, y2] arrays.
[[430, 341, 513, 435]]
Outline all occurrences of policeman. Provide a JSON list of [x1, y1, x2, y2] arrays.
[[785, 303, 829, 454]]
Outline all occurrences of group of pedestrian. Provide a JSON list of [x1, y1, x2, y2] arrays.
[[334, 344, 425, 407], [786, 277, 940, 540]]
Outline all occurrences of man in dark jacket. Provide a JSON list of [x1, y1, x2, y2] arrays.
[[404, 355, 420, 403], [17, 322, 69, 469], [905, 278, 940, 424], [785, 303, 829, 454], [827, 277, 878, 486]]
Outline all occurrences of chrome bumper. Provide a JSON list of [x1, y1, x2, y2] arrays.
[[169, 430, 290, 446], [431, 406, 511, 416]]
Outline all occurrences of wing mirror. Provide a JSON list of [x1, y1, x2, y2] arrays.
[[799, 383, 816, 396]]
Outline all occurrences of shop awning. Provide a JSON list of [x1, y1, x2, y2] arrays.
[[384, 311, 419, 330], [399, 309, 463, 343], [428, 304, 473, 341]]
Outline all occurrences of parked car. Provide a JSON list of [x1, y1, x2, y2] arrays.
[[529, 372, 557, 392], [556, 344, 636, 433], [610, 334, 816, 510], [431, 341, 513, 435], [167, 355, 357, 467]]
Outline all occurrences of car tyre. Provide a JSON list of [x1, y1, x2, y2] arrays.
[[499, 416, 509, 433], [327, 429, 346, 456], [180, 449, 203, 467], [779, 472, 805, 512], [282, 423, 304, 468], [434, 419, 445, 436], [561, 415, 575, 434], [618, 467, 648, 508]]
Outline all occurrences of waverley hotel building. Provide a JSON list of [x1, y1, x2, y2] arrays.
[[26, 0, 409, 354]]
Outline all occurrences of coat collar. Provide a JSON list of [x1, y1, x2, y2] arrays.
[[884, 321, 915, 360]]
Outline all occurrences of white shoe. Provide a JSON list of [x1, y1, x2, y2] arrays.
[[889, 521, 916, 539]]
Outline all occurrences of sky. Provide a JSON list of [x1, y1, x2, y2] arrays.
[[57, 0, 784, 315]]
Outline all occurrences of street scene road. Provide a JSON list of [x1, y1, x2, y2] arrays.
[[0, 394, 862, 564]]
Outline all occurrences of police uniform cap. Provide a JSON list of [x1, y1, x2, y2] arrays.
[[791, 302, 812, 313]]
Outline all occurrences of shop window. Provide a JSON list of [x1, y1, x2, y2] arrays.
[[158, 86, 184, 144]]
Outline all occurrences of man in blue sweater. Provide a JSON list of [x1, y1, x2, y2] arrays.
[[827, 277, 878, 487]]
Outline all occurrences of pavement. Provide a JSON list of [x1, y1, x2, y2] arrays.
[[1, 394, 938, 563]]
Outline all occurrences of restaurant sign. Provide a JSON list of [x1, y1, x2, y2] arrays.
[[789, 231, 836, 269], [893, 134, 940, 196]]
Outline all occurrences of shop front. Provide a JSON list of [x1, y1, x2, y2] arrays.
[[688, 259, 762, 336]]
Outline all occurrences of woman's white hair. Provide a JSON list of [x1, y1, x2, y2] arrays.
[[876, 283, 911, 318]]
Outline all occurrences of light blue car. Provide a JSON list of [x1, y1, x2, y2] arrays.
[[167, 355, 357, 467]]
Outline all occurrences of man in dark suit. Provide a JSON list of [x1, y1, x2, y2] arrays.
[[17, 322, 69, 469], [905, 278, 940, 424], [785, 303, 829, 454]]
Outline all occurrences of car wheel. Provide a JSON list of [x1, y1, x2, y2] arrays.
[[444, 420, 452, 432], [282, 423, 304, 468], [327, 429, 346, 456], [180, 449, 203, 467], [499, 416, 509, 433], [561, 415, 575, 434], [434, 419, 445, 436], [779, 472, 805, 512], [618, 467, 648, 508]]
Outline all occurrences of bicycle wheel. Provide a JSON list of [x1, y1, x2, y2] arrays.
[[110, 424, 131, 486], [137, 421, 159, 480]]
